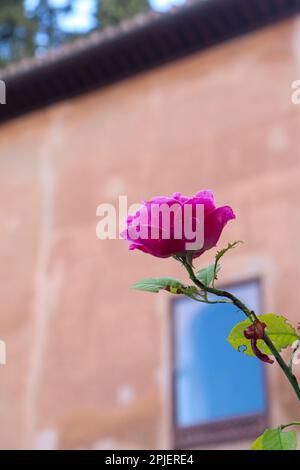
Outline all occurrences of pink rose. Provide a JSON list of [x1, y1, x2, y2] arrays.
[[122, 190, 235, 259]]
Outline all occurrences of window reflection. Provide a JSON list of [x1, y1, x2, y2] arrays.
[[173, 281, 267, 427]]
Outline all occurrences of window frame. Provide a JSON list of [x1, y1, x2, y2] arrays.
[[170, 277, 269, 449]]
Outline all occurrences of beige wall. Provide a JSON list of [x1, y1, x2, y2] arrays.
[[0, 15, 300, 449]]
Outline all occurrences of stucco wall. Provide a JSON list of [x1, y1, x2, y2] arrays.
[[0, 16, 300, 449]]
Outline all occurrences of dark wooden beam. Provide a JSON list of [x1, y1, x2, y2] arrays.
[[1, 0, 300, 125]]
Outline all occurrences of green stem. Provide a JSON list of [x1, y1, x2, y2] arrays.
[[189, 293, 231, 305], [280, 421, 300, 430], [182, 258, 300, 403], [263, 334, 300, 402], [182, 259, 253, 318]]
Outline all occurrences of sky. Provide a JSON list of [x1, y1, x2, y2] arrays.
[[25, 0, 187, 33], [149, 0, 186, 13]]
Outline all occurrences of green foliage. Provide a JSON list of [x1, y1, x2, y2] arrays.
[[131, 277, 186, 293], [228, 314, 299, 357], [194, 241, 241, 289], [214, 240, 242, 266], [196, 263, 220, 287], [251, 434, 264, 450], [0, 0, 151, 66], [0, 0, 73, 66], [0, 0, 36, 66], [27, 0, 77, 49], [200, 240, 242, 287], [251, 427, 297, 450], [131, 277, 200, 300], [99, 0, 150, 28]]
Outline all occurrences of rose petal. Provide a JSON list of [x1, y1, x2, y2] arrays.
[[202, 205, 236, 252], [122, 191, 235, 259]]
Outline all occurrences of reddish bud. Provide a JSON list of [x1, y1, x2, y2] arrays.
[[250, 338, 274, 364], [243, 320, 274, 364]]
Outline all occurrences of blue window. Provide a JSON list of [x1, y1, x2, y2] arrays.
[[172, 280, 268, 447]]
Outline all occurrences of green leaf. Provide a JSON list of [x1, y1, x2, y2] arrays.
[[131, 277, 186, 294], [215, 240, 243, 265], [251, 428, 297, 450], [251, 434, 264, 450], [181, 285, 199, 298], [196, 263, 221, 287], [228, 314, 299, 357]]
